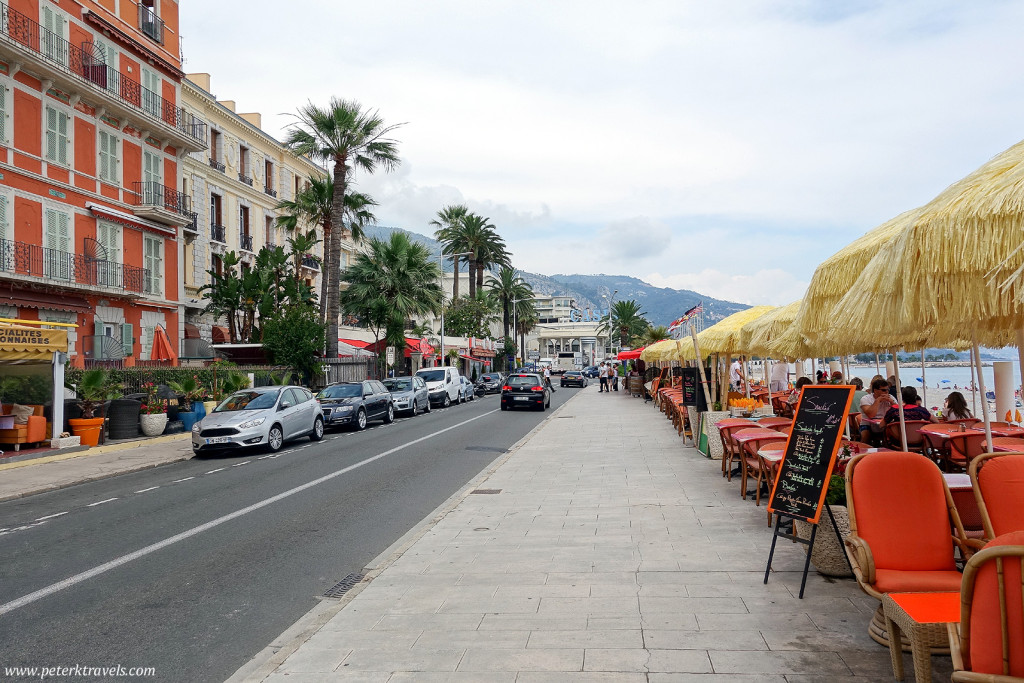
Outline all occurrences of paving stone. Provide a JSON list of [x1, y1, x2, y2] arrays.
[[708, 650, 853, 675], [456, 647, 584, 672]]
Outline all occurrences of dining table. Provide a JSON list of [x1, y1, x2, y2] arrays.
[[732, 428, 788, 503], [990, 436, 1024, 452], [942, 472, 984, 535]]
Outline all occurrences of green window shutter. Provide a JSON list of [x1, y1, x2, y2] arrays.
[[98, 130, 109, 181], [0, 84, 7, 143], [121, 322, 133, 357], [45, 107, 57, 161], [0, 195, 7, 243], [57, 110, 68, 165]]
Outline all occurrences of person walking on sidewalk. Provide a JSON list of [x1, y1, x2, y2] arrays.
[[543, 366, 556, 392], [598, 362, 608, 392], [612, 362, 620, 391]]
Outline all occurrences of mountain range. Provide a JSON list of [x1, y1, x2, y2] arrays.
[[363, 225, 749, 326]]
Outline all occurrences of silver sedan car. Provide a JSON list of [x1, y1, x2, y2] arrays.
[[382, 375, 430, 416], [192, 385, 324, 455]]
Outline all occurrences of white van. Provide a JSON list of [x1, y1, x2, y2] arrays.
[[415, 366, 463, 407]]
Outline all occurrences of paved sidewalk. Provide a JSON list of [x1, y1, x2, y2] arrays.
[[239, 387, 949, 682], [0, 433, 192, 502]]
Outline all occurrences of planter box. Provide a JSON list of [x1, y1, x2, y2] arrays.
[[794, 505, 853, 578], [702, 410, 733, 460], [140, 413, 168, 437], [49, 435, 81, 449]]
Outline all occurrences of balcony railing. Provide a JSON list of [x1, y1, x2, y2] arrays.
[[0, 1, 206, 146], [264, 186, 277, 198], [238, 173, 253, 187], [211, 224, 226, 243], [183, 212, 199, 233], [0, 237, 147, 293], [209, 158, 225, 173], [138, 4, 163, 44], [130, 181, 192, 218], [239, 232, 253, 252], [301, 254, 320, 270]]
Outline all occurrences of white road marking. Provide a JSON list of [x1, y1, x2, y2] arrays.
[[205, 468, 226, 474], [87, 498, 118, 507], [172, 477, 195, 483], [135, 487, 160, 494], [34, 512, 68, 521], [232, 461, 250, 467], [0, 409, 499, 617]]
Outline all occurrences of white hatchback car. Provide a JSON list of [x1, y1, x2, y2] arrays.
[[192, 385, 323, 455]]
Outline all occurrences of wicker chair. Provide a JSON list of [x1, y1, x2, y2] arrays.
[[969, 452, 1024, 541], [844, 450, 973, 648], [716, 419, 756, 479], [948, 433, 992, 472], [948, 530, 1024, 682], [883, 419, 931, 452]]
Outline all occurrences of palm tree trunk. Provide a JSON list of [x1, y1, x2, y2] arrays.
[[468, 259, 477, 299], [327, 158, 348, 358], [451, 256, 460, 299], [477, 264, 484, 292], [502, 298, 510, 342]]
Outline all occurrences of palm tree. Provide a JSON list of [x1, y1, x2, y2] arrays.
[[285, 98, 402, 358], [459, 213, 497, 299], [338, 232, 442, 355], [515, 306, 539, 366], [638, 325, 670, 347], [431, 204, 469, 300], [475, 227, 511, 294], [598, 299, 649, 349], [487, 266, 533, 348]]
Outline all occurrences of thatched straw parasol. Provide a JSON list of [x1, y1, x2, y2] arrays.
[[640, 338, 676, 363], [741, 300, 802, 358], [678, 306, 776, 361]]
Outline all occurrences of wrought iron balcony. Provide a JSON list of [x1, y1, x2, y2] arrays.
[[211, 224, 226, 243], [0, 237, 147, 293], [238, 173, 253, 187], [264, 186, 277, 198], [138, 4, 164, 44], [0, 1, 206, 149], [183, 212, 199, 234], [301, 254, 320, 270], [130, 181, 193, 225], [240, 232, 254, 252], [209, 158, 225, 173]]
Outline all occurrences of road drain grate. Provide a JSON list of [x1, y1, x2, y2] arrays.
[[465, 446, 507, 453], [471, 489, 502, 495], [323, 573, 365, 598]]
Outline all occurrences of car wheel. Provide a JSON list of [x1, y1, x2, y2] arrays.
[[425, 398, 431, 413], [411, 401, 418, 417], [384, 403, 395, 424], [355, 408, 367, 430], [443, 395, 451, 408], [309, 416, 324, 442], [501, 402, 508, 411], [268, 424, 284, 452]]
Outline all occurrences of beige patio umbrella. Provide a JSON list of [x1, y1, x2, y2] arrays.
[[742, 300, 802, 358], [679, 306, 776, 399], [831, 138, 1024, 451]]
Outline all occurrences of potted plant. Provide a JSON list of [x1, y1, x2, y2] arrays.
[[794, 464, 853, 578], [67, 368, 118, 447], [139, 382, 168, 437], [168, 375, 204, 432]]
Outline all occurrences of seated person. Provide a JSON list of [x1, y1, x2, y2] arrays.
[[859, 378, 898, 443], [883, 386, 938, 425], [787, 376, 813, 406], [830, 370, 843, 384], [850, 377, 866, 406], [944, 391, 973, 421]]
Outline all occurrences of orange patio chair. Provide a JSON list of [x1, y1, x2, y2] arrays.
[[844, 451, 973, 648], [948, 530, 1024, 682], [883, 419, 931, 453], [948, 433, 992, 472], [969, 452, 1024, 541], [737, 430, 786, 506], [716, 419, 756, 479], [946, 418, 981, 430]]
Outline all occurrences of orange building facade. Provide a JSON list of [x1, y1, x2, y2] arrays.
[[0, 0, 206, 367]]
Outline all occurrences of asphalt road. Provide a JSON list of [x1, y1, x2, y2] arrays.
[[0, 386, 579, 682]]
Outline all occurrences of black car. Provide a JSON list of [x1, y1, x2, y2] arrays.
[[500, 373, 551, 411], [477, 373, 504, 394], [582, 366, 599, 378], [560, 370, 588, 388], [317, 380, 394, 430]]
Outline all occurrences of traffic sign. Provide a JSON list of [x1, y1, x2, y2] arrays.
[[386, 346, 396, 366]]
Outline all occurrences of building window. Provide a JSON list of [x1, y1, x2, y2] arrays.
[[139, 0, 163, 43], [265, 215, 274, 246], [41, 4, 70, 66], [142, 67, 161, 117], [264, 159, 274, 191], [44, 105, 70, 166], [143, 148, 162, 185], [0, 81, 10, 145], [209, 129, 222, 169], [238, 145, 250, 184], [211, 253, 223, 278], [92, 38, 118, 94], [0, 191, 11, 271], [96, 220, 122, 288], [98, 128, 120, 184], [43, 207, 72, 279], [143, 234, 163, 296], [239, 205, 251, 250], [294, 173, 301, 198]]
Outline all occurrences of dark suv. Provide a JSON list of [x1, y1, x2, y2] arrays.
[[317, 380, 394, 430], [500, 373, 551, 411], [478, 373, 504, 394]]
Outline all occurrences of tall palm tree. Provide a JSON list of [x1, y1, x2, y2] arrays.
[[515, 306, 539, 366], [431, 204, 469, 300], [638, 325, 670, 347], [285, 98, 402, 358], [598, 299, 649, 349], [459, 213, 497, 299], [475, 226, 511, 293], [487, 266, 533, 346], [338, 232, 442, 355]]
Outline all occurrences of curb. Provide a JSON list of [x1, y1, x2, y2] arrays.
[[227, 392, 578, 683], [0, 433, 191, 472]]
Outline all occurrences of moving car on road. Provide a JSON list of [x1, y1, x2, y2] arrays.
[[318, 381, 394, 430], [582, 366, 599, 378], [382, 375, 430, 416], [477, 373, 504, 394], [500, 373, 551, 412], [192, 385, 323, 454], [560, 370, 588, 388]]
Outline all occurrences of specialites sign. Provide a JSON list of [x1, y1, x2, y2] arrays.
[[0, 325, 69, 356]]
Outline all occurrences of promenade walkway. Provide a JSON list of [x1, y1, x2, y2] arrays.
[[238, 386, 949, 681]]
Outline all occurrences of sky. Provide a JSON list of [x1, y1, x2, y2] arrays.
[[180, 0, 1024, 306]]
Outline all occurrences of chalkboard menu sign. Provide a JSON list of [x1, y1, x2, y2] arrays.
[[767, 385, 854, 524], [681, 367, 703, 409]]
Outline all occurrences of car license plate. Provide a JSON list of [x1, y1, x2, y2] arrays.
[[515, 396, 529, 401], [205, 437, 230, 444]]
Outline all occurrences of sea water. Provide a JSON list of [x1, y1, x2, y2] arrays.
[[848, 363, 1020, 391]]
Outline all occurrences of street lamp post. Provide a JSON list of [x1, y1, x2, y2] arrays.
[[510, 296, 524, 370], [439, 251, 472, 367], [601, 289, 617, 359]]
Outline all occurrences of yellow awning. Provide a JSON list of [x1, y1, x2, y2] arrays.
[[0, 324, 69, 361]]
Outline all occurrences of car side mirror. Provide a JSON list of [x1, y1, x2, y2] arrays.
[[279, 401, 291, 410]]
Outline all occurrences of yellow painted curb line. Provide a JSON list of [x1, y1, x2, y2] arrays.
[[0, 433, 191, 471]]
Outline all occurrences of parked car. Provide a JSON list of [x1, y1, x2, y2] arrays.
[[560, 370, 588, 388], [500, 373, 551, 411], [415, 367, 462, 407], [192, 385, 323, 455], [478, 373, 504, 394], [582, 366, 599, 378], [382, 375, 430, 416], [318, 380, 394, 430], [457, 375, 476, 402]]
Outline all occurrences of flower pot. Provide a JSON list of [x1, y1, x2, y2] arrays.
[[193, 402, 206, 419], [140, 413, 168, 437], [203, 400, 218, 415], [69, 417, 105, 447], [178, 411, 198, 432], [703, 410, 733, 459], [794, 505, 853, 578]]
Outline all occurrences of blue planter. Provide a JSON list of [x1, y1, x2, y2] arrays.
[[194, 402, 206, 419], [178, 411, 198, 432]]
